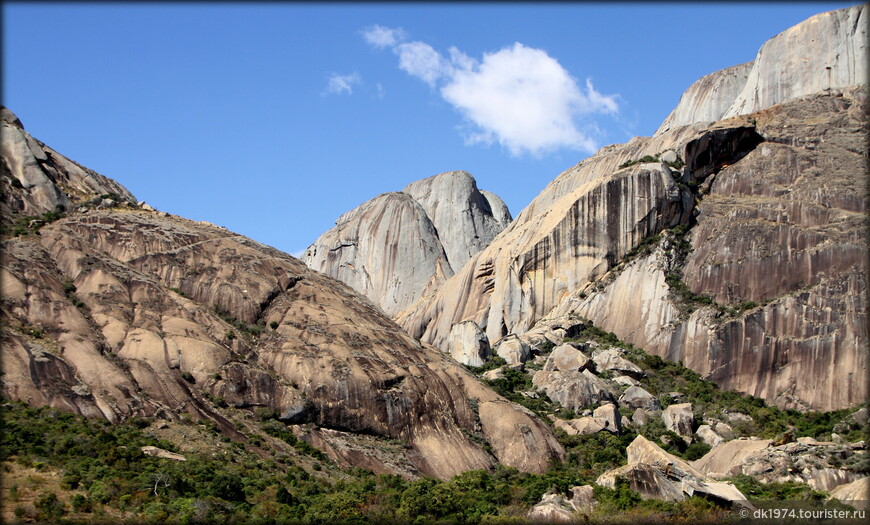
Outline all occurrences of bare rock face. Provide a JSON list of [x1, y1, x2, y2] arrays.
[[693, 437, 866, 491], [403, 170, 512, 272], [656, 62, 754, 135], [829, 477, 870, 510], [301, 192, 452, 318], [304, 171, 510, 319], [0, 127, 562, 480], [400, 7, 866, 412], [448, 320, 490, 367], [401, 159, 694, 353], [662, 403, 694, 442], [532, 369, 616, 412], [597, 435, 751, 507], [566, 89, 868, 411], [692, 438, 773, 478], [1, 106, 135, 222], [657, 5, 866, 133], [493, 334, 530, 365]]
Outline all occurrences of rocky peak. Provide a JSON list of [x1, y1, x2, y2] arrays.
[[403, 170, 512, 271], [0, 116, 563, 480], [304, 170, 510, 318], [1, 105, 137, 222], [398, 6, 866, 412], [657, 4, 866, 134]]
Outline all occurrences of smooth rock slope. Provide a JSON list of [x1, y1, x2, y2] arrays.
[[303, 170, 510, 318], [0, 108, 562, 479]]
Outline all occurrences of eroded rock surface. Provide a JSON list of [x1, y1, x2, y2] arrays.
[[1, 106, 135, 222], [563, 89, 868, 411], [657, 5, 866, 133], [0, 127, 561, 480], [398, 6, 866, 412], [693, 437, 866, 491], [303, 170, 510, 319]]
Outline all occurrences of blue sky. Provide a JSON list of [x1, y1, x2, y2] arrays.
[[3, 2, 857, 256]]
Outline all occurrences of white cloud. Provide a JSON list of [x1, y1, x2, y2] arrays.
[[361, 25, 406, 49], [395, 41, 450, 88], [364, 27, 620, 156], [326, 72, 361, 95]]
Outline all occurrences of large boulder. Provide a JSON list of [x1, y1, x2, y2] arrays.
[[598, 435, 752, 508], [619, 386, 661, 411], [544, 343, 591, 372], [662, 403, 694, 441], [592, 348, 644, 378], [527, 492, 575, 523], [828, 477, 870, 511], [593, 403, 623, 434], [597, 463, 685, 501], [532, 369, 616, 411], [448, 320, 490, 367], [493, 334, 531, 365], [527, 486, 597, 522], [696, 424, 724, 448]]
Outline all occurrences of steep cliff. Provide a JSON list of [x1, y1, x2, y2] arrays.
[[657, 4, 866, 134], [560, 88, 867, 411], [1, 109, 135, 221], [303, 170, 510, 318], [399, 5, 867, 411], [0, 108, 562, 479], [403, 170, 511, 272]]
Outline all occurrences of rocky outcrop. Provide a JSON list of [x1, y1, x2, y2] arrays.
[[561, 89, 868, 411], [1, 106, 135, 222], [304, 171, 510, 318], [693, 437, 866, 491], [448, 320, 490, 367], [657, 5, 867, 133], [829, 477, 869, 510], [399, 6, 866, 412], [140, 446, 187, 461], [597, 435, 751, 507], [527, 486, 597, 522], [532, 369, 616, 412], [402, 170, 512, 271], [0, 125, 563, 480]]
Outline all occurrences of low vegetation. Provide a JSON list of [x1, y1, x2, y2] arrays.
[[2, 320, 865, 523]]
